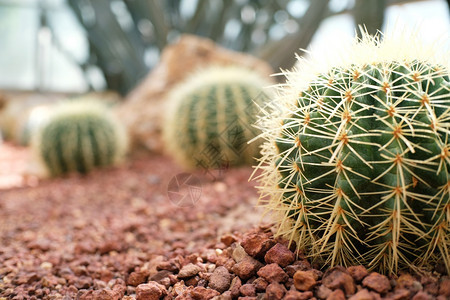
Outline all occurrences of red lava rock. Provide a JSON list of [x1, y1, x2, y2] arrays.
[[127, 270, 149, 286], [439, 279, 450, 297], [171, 280, 188, 297], [240, 232, 275, 259], [396, 274, 422, 294], [420, 276, 439, 296], [220, 234, 237, 247], [387, 288, 410, 300], [178, 263, 202, 279], [208, 266, 232, 293], [347, 265, 369, 282], [264, 243, 295, 267], [216, 254, 229, 267], [316, 285, 333, 299], [229, 276, 242, 299], [348, 288, 376, 300], [265, 282, 287, 300], [190, 286, 220, 300], [231, 256, 263, 281], [17, 272, 40, 285], [327, 289, 346, 300], [293, 270, 317, 291], [362, 272, 391, 294], [215, 291, 233, 299], [412, 291, 433, 300], [100, 269, 114, 283], [185, 275, 200, 286], [239, 283, 256, 296], [183, 254, 200, 265], [110, 278, 127, 297], [74, 241, 96, 254], [202, 249, 218, 264], [284, 277, 293, 290], [150, 270, 172, 283], [27, 239, 51, 251], [222, 258, 236, 272], [98, 240, 122, 254], [78, 290, 95, 299], [285, 262, 310, 277], [323, 267, 356, 296], [284, 290, 313, 300], [252, 277, 268, 292], [93, 289, 121, 300], [157, 260, 180, 272], [256, 263, 289, 283], [74, 276, 92, 289], [310, 268, 324, 280], [136, 281, 167, 300], [41, 275, 59, 288], [423, 281, 439, 296]]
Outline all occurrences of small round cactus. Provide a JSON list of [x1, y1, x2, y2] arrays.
[[33, 100, 128, 176], [163, 66, 272, 169], [255, 32, 449, 274]]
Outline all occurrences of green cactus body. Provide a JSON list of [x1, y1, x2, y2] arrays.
[[164, 66, 272, 169], [255, 33, 450, 274], [33, 100, 128, 176]]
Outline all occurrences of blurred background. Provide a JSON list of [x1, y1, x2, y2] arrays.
[[0, 0, 449, 96], [0, 0, 449, 189]]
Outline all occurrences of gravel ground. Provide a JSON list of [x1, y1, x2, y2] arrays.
[[0, 143, 449, 300]]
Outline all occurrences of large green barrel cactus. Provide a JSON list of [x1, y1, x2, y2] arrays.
[[164, 66, 272, 169], [33, 100, 128, 176], [255, 32, 450, 274]]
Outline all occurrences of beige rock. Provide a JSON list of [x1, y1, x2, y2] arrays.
[[118, 34, 274, 153]]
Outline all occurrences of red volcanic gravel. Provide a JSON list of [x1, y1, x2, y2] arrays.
[[0, 143, 448, 299]]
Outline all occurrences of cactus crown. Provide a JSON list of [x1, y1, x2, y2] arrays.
[[164, 65, 272, 169], [254, 31, 450, 274], [33, 100, 128, 176]]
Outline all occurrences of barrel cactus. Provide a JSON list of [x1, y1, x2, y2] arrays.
[[33, 100, 128, 176], [163, 66, 272, 169], [255, 32, 449, 274]]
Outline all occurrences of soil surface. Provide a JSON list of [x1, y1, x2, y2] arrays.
[[0, 142, 449, 300]]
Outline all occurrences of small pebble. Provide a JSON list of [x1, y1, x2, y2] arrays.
[[178, 263, 202, 279], [293, 270, 317, 291], [362, 272, 391, 294]]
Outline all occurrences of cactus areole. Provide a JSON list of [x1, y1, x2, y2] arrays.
[[254, 32, 450, 274]]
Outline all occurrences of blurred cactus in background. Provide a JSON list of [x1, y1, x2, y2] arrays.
[[33, 100, 128, 176], [163, 65, 272, 169], [5, 0, 438, 96], [62, 0, 402, 95]]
